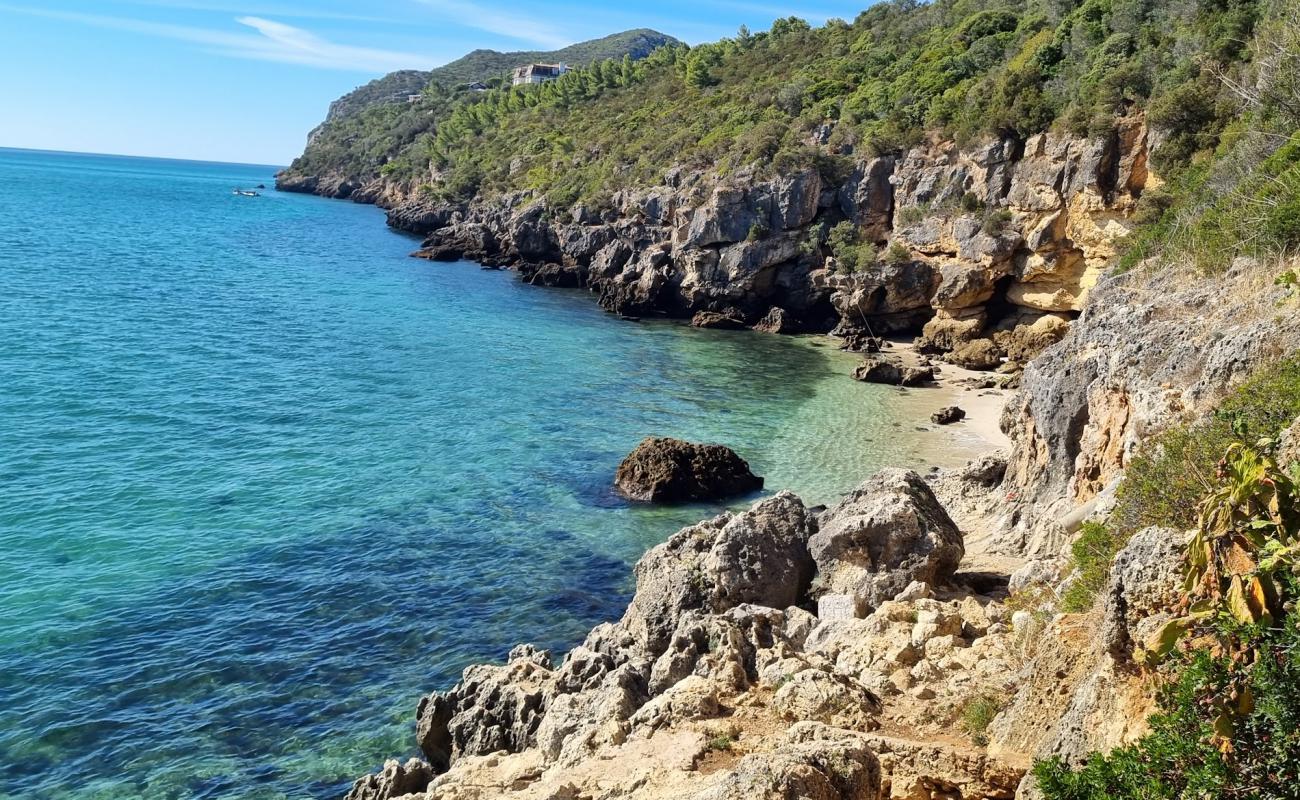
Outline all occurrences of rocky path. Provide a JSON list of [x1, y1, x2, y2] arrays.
[[345, 467, 1038, 800]]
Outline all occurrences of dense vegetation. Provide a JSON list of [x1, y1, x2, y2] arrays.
[[287, 1, 1283, 208], [1112, 355, 1300, 538], [288, 29, 679, 180], [314, 1, 1275, 205]]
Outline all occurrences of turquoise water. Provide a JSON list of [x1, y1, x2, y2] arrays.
[[0, 148, 967, 799]]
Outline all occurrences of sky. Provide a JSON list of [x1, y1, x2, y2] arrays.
[[0, 0, 873, 165]]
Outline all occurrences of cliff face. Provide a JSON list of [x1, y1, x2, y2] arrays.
[[388, 112, 1153, 374], [995, 255, 1300, 559]]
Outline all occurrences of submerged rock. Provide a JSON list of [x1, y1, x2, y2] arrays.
[[931, 406, 967, 425], [690, 310, 747, 330], [614, 437, 763, 503]]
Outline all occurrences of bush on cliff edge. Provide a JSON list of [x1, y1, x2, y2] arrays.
[[1112, 354, 1300, 538], [1037, 440, 1300, 799]]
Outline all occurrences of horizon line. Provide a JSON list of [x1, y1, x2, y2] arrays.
[[0, 144, 286, 171]]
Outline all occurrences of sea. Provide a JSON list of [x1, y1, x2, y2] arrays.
[[0, 147, 978, 799]]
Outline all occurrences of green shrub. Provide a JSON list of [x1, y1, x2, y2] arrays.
[[982, 209, 1014, 235], [960, 695, 1005, 747], [1113, 355, 1300, 538], [896, 205, 928, 226], [1059, 522, 1123, 613], [747, 222, 770, 241], [960, 191, 983, 213], [827, 221, 878, 274], [885, 241, 912, 265], [706, 734, 735, 752], [1264, 196, 1300, 253], [1037, 446, 1300, 800]]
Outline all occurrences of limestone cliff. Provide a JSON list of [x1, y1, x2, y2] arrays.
[[384, 112, 1153, 375]]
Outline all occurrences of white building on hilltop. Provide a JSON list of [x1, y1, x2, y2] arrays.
[[512, 63, 570, 86]]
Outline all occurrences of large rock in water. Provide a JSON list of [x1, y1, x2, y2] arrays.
[[615, 437, 764, 503], [809, 469, 964, 610]]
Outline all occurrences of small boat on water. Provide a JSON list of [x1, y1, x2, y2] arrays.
[[233, 188, 260, 197]]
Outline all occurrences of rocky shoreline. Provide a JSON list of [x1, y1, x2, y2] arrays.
[[327, 244, 1300, 799], [278, 107, 1300, 800], [280, 112, 1151, 380]]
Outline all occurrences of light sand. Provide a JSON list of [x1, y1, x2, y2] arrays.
[[866, 337, 1012, 471]]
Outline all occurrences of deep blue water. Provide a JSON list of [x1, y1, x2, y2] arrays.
[[0, 148, 975, 799]]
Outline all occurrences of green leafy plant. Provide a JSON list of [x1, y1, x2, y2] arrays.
[[1140, 443, 1300, 664], [960, 695, 1005, 747], [1038, 440, 1300, 800], [1114, 356, 1300, 538], [1060, 522, 1123, 613], [706, 734, 735, 752]]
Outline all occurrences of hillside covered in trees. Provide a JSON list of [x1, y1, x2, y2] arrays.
[[288, 2, 1288, 216], [285, 29, 679, 188]]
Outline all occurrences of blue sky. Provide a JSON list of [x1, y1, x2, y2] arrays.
[[0, 1, 872, 165]]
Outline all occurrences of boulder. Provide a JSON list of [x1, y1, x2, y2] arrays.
[[691, 722, 882, 800], [992, 311, 1073, 363], [901, 366, 937, 387], [753, 306, 797, 334], [947, 338, 1004, 370], [623, 492, 815, 656], [853, 356, 904, 385], [809, 470, 964, 610], [691, 310, 747, 330], [932, 406, 967, 425], [343, 758, 434, 800], [919, 307, 989, 353], [614, 437, 764, 503]]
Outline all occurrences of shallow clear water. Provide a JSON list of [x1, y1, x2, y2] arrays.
[[0, 148, 971, 799]]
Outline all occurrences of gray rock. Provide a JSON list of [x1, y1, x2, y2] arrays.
[[853, 355, 904, 385], [810, 470, 964, 610], [624, 492, 815, 658], [415, 646, 554, 769], [691, 722, 882, 800], [343, 758, 434, 800], [1099, 527, 1186, 663], [1278, 416, 1300, 468]]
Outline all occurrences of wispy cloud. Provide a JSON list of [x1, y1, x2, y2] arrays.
[[410, 0, 574, 49], [113, 0, 402, 25], [0, 4, 436, 71]]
